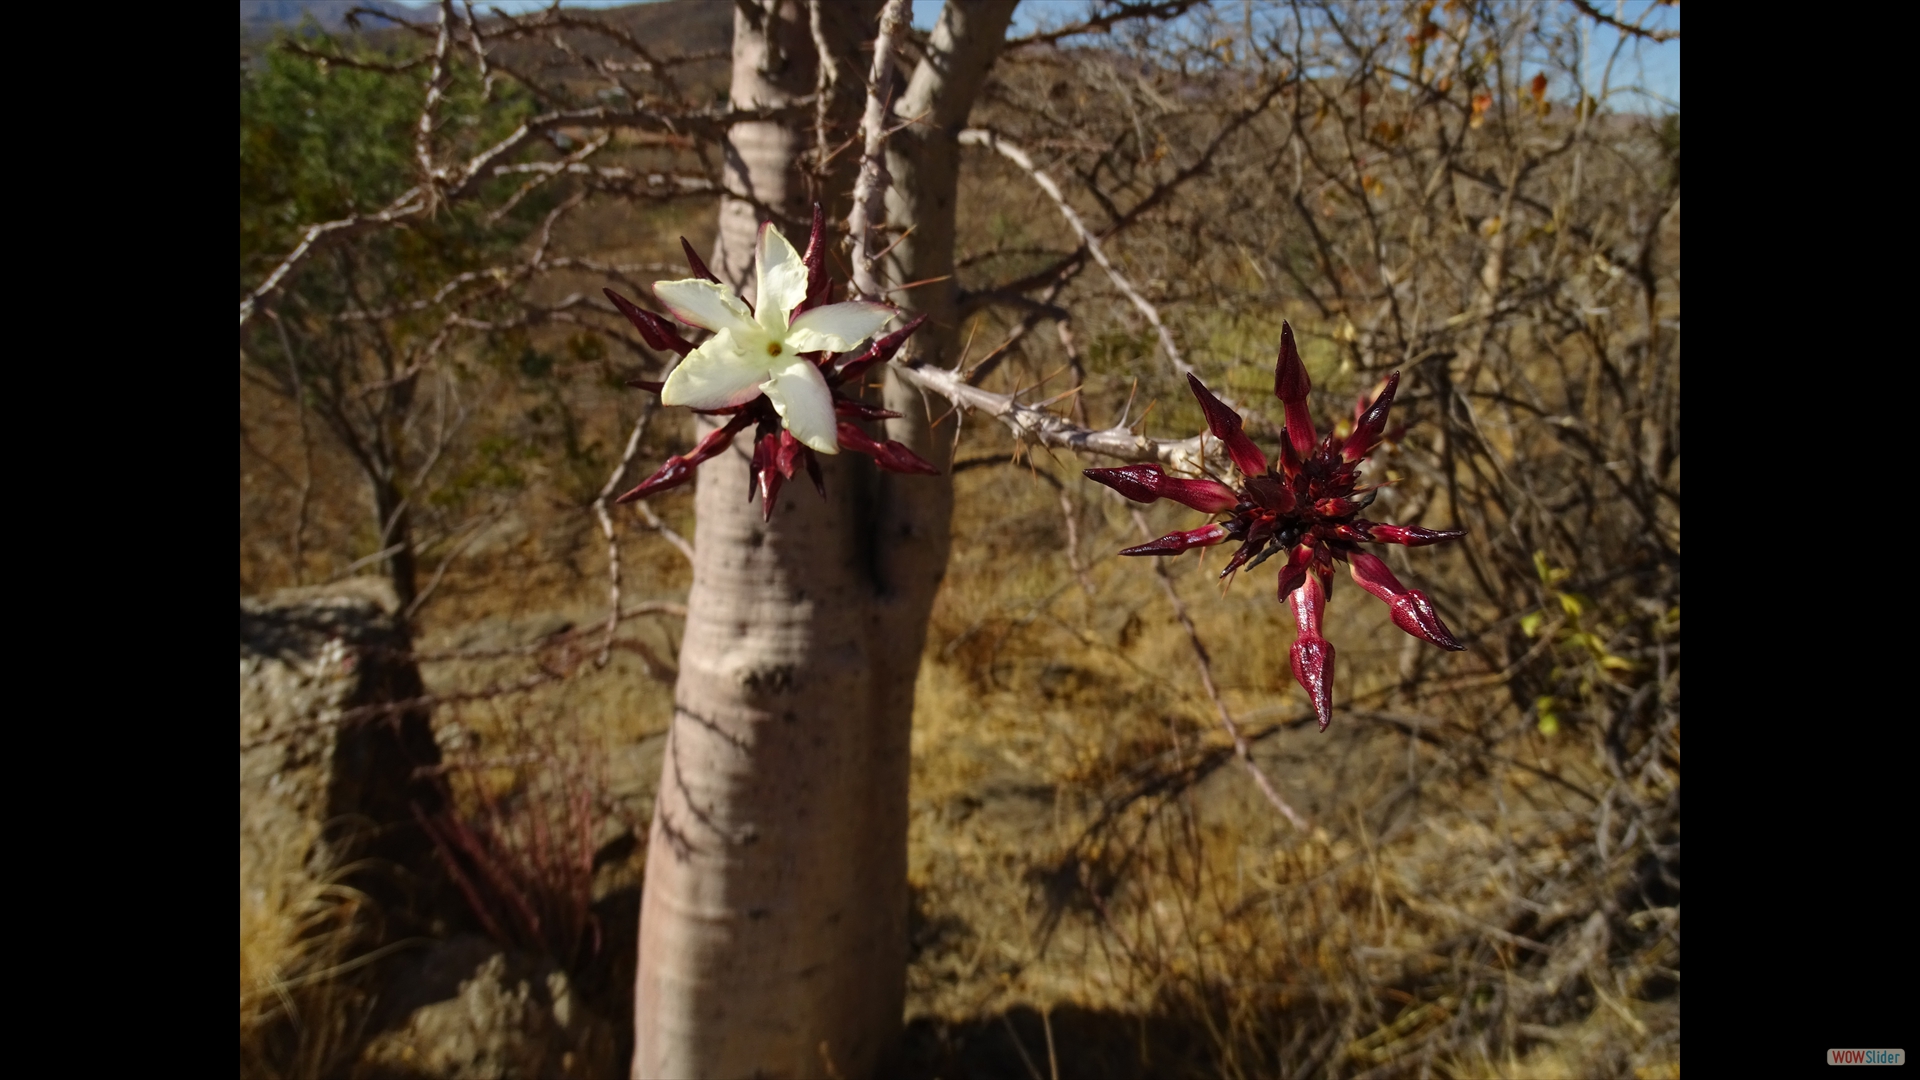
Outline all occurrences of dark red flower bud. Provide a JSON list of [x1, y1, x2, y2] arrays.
[[626, 379, 665, 395], [1118, 523, 1230, 556], [750, 431, 785, 519], [775, 429, 805, 480], [804, 448, 826, 497], [1272, 322, 1316, 458], [680, 236, 719, 284], [833, 315, 928, 387], [1345, 549, 1464, 650], [801, 203, 831, 313], [1186, 374, 1269, 478], [605, 289, 694, 357], [1345, 547, 1404, 600], [617, 414, 753, 503], [1287, 575, 1335, 730], [1083, 463, 1240, 513], [1241, 475, 1296, 514], [1274, 542, 1315, 600], [833, 397, 903, 421], [835, 421, 941, 475], [1278, 431, 1305, 480], [1218, 516, 1279, 579], [873, 440, 940, 475], [1343, 372, 1400, 463], [1363, 521, 1465, 546], [1387, 591, 1464, 651]]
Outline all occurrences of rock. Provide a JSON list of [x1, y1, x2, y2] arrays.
[[354, 936, 616, 1080], [240, 577, 446, 923]]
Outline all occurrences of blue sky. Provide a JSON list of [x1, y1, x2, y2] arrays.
[[442, 0, 1678, 108]]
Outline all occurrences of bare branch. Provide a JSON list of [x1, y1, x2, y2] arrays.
[[1567, 0, 1680, 43], [1002, 0, 1200, 50], [594, 399, 659, 666], [960, 128, 1192, 380], [847, 0, 911, 301], [416, 2, 455, 196]]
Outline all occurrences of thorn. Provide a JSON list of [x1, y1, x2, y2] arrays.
[[1131, 397, 1158, 431], [869, 224, 917, 266], [883, 274, 953, 295], [883, 108, 934, 137], [1038, 384, 1083, 410], [1116, 377, 1140, 428], [1016, 361, 1073, 399], [955, 316, 985, 375]]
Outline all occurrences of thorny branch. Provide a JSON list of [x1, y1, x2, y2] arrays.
[[847, 0, 911, 302]]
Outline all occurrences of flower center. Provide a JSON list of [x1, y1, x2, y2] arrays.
[[766, 341, 783, 357]]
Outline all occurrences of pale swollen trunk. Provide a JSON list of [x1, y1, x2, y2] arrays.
[[631, 3, 1014, 1077]]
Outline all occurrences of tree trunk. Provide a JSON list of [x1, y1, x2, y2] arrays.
[[370, 471, 418, 613], [630, 3, 1015, 1077]]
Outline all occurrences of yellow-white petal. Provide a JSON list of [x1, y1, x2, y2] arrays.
[[654, 278, 758, 336], [659, 329, 773, 410], [761, 356, 839, 454], [754, 223, 810, 338], [785, 301, 895, 355]]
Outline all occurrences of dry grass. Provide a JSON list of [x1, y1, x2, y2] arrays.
[[892, 442, 1678, 1079], [240, 829, 386, 1080]]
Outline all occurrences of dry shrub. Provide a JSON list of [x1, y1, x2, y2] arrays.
[[414, 733, 605, 970]]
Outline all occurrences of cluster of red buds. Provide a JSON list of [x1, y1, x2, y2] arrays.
[[604, 206, 938, 519], [1084, 323, 1466, 730]]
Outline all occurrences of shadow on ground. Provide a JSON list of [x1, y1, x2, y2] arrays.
[[902, 1005, 1210, 1080]]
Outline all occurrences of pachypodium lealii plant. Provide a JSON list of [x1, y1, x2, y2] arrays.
[[605, 205, 937, 518], [1084, 323, 1466, 731]]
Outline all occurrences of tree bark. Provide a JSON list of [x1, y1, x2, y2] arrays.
[[631, 3, 1015, 1077], [370, 470, 418, 612]]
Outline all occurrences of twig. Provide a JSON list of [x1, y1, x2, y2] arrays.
[[959, 128, 1192, 381], [1058, 487, 1096, 598], [1001, 0, 1200, 50], [1567, 0, 1680, 42], [593, 398, 660, 666]]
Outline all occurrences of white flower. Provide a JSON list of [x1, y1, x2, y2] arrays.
[[655, 223, 894, 454]]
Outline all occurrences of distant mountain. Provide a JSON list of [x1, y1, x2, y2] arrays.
[[240, 1, 427, 36]]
